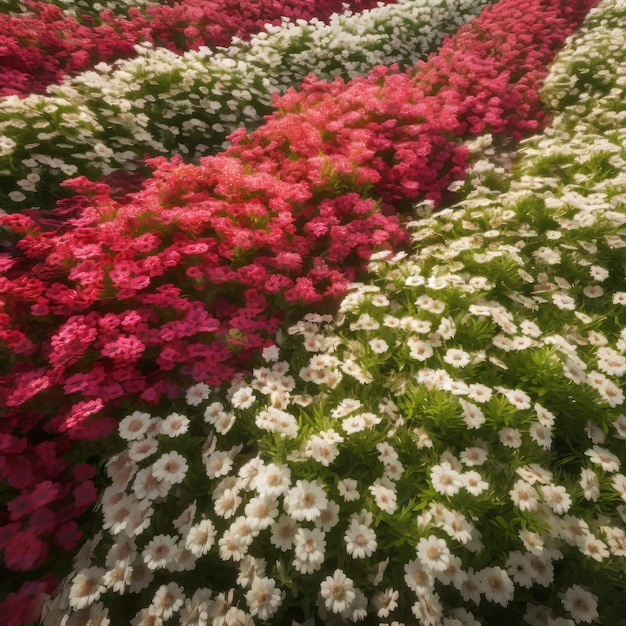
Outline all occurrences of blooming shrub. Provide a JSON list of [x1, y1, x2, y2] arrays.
[[49, 0, 626, 622], [0, 0, 387, 97], [0, 2, 597, 619], [0, 0, 496, 213]]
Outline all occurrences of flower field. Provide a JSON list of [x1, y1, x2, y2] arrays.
[[1, 0, 626, 624]]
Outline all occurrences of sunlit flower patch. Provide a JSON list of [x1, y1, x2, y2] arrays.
[[39, 0, 626, 623]]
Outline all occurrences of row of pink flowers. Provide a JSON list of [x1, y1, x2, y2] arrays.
[[0, 0, 388, 96], [0, 0, 598, 621]]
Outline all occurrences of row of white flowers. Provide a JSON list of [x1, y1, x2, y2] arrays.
[[0, 0, 494, 212], [44, 0, 626, 624]]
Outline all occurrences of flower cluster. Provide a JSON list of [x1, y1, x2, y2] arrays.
[[0, 0, 495, 213], [0, 0, 385, 97], [51, 0, 626, 622], [0, 2, 596, 618]]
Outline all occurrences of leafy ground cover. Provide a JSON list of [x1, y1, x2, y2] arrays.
[[2, 0, 625, 624]]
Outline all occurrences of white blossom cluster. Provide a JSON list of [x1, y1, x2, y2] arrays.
[[43, 0, 626, 624], [0, 0, 494, 212]]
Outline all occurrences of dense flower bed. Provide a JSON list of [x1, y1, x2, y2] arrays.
[[47, 0, 626, 623], [0, 0, 386, 97], [0, 0, 496, 213], [0, 0, 617, 623]]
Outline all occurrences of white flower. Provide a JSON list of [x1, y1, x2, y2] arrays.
[[459, 399, 486, 429], [142, 535, 181, 571], [152, 451, 188, 485], [585, 445, 621, 472], [245, 577, 284, 621], [231, 386, 256, 409], [430, 462, 463, 496], [444, 348, 471, 368], [499, 427, 522, 448], [580, 468, 600, 501], [179, 589, 214, 626], [185, 519, 216, 557], [501, 387, 531, 409], [344, 520, 377, 559], [185, 382, 210, 406], [315, 499, 341, 532], [369, 338, 389, 353], [541, 484, 572, 514], [476, 566, 514, 606], [251, 463, 291, 497], [293, 527, 326, 574], [467, 383, 493, 403], [505, 551, 534, 588], [337, 478, 360, 502], [244, 495, 279, 531], [578, 533, 609, 562], [368, 479, 398, 514], [284, 479, 328, 522], [462, 471, 488, 496], [320, 570, 356, 615], [304, 430, 343, 466], [404, 558, 434, 594], [204, 450, 234, 479], [460, 446, 488, 466], [159, 412, 190, 437], [408, 337, 434, 361], [119, 411, 153, 441], [270, 514, 298, 552], [416, 535, 451, 572], [69, 567, 106, 609], [373, 587, 399, 618], [509, 480, 539, 512], [128, 438, 158, 462], [534, 247, 561, 264], [530, 422, 552, 449], [151, 583, 185, 620], [562, 585, 598, 623]]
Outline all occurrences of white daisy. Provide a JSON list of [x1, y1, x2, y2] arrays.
[[244, 495, 279, 531], [404, 558, 434, 594], [68, 567, 106, 610], [293, 527, 326, 574], [284, 479, 328, 522], [344, 520, 377, 559], [269, 514, 298, 552], [460, 446, 488, 466], [579, 468, 600, 501], [430, 462, 463, 497], [152, 451, 188, 485], [142, 535, 181, 571], [499, 427, 522, 448], [150, 583, 185, 620], [373, 587, 399, 619], [509, 480, 539, 512], [237, 556, 267, 589], [320, 569, 356, 615], [337, 478, 360, 502], [245, 577, 284, 621], [416, 535, 451, 573], [459, 399, 486, 429], [476, 566, 514, 607], [369, 479, 398, 514], [231, 386, 256, 409], [541, 484, 572, 515], [119, 411, 153, 441], [585, 445, 620, 472], [562, 585, 598, 624], [158, 412, 190, 437], [128, 438, 158, 463], [185, 382, 210, 406], [251, 463, 291, 497], [185, 519, 216, 557]]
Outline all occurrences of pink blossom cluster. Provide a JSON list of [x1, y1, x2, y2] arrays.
[[0, 0, 598, 620], [0, 0, 388, 96]]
